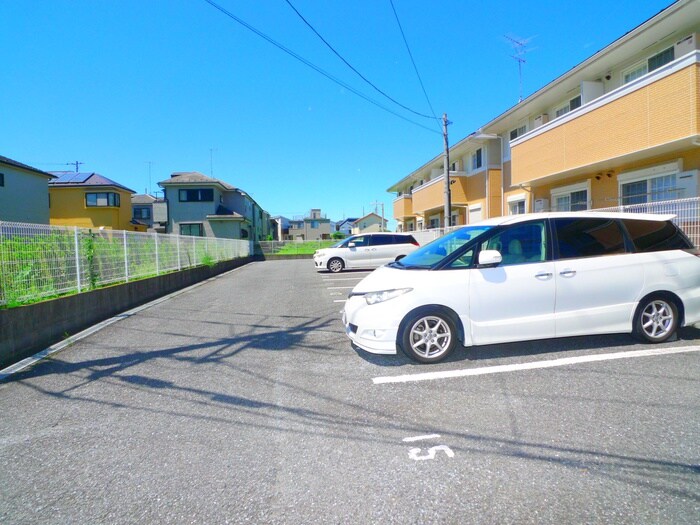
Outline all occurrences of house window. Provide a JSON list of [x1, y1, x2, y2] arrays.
[[86, 192, 120, 207], [623, 46, 675, 84], [509, 125, 526, 141], [555, 95, 582, 118], [179, 188, 214, 202], [0, 173, 4, 187], [133, 207, 151, 220], [551, 182, 589, 211], [310, 220, 319, 229], [180, 223, 203, 236], [471, 148, 483, 171]]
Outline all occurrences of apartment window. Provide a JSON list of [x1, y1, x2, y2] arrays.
[[554, 95, 582, 118], [623, 46, 675, 84], [429, 217, 440, 229], [86, 192, 120, 207], [551, 182, 589, 211], [621, 173, 677, 205], [471, 148, 483, 171], [509, 200, 526, 215], [509, 125, 526, 141], [133, 207, 151, 220], [179, 188, 213, 202], [311, 220, 319, 229], [180, 223, 203, 236]]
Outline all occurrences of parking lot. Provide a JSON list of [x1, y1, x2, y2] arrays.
[[1, 259, 699, 524]]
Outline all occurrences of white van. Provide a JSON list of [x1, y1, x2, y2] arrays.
[[343, 212, 700, 363], [314, 233, 419, 273]]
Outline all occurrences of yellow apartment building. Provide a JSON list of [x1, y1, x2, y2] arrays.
[[48, 172, 137, 231], [389, 0, 700, 231]]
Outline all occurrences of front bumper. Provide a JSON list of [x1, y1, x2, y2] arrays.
[[342, 296, 400, 355]]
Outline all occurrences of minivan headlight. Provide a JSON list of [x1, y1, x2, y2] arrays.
[[364, 288, 413, 305]]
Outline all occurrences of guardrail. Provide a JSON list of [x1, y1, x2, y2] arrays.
[[0, 221, 251, 307]]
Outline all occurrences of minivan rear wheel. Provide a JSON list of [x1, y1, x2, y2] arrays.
[[400, 309, 457, 363], [633, 295, 679, 343], [328, 257, 344, 273]]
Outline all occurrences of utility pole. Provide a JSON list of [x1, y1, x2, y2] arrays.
[[370, 201, 385, 231], [66, 161, 83, 173], [443, 113, 451, 227]]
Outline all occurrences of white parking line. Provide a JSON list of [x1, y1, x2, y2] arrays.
[[333, 300, 347, 303], [321, 277, 367, 281], [327, 286, 354, 290], [373, 345, 700, 385]]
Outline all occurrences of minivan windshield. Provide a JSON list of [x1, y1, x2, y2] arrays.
[[391, 225, 493, 269]]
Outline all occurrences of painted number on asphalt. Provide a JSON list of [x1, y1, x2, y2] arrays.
[[403, 434, 454, 461]]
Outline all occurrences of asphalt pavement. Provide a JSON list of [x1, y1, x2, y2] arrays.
[[1, 260, 699, 524]]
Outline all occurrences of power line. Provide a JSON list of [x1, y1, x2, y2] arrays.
[[201, 0, 440, 135], [389, 0, 440, 132], [284, 0, 436, 121]]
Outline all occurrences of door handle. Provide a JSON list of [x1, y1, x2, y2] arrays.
[[559, 269, 576, 277], [535, 272, 553, 279]]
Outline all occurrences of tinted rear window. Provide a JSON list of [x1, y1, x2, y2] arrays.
[[554, 218, 626, 259], [370, 235, 393, 246], [622, 219, 693, 252]]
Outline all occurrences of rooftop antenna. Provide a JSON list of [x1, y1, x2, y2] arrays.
[[66, 161, 83, 173], [505, 35, 531, 103]]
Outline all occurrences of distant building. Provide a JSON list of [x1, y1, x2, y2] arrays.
[[131, 194, 168, 233], [0, 155, 55, 224], [334, 217, 358, 236], [272, 215, 291, 241], [288, 209, 332, 240], [158, 171, 270, 241], [48, 171, 137, 230], [352, 212, 388, 234]]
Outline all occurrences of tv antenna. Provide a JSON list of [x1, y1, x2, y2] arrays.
[[66, 160, 84, 173], [505, 35, 531, 103]]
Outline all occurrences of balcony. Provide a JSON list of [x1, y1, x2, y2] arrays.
[[411, 172, 484, 215], [511, 52, 700, 187], [393, 194, 413, 219]]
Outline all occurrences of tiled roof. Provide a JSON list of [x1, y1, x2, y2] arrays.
[[158, 171, 236, 190], [131, 193, 157, 204], [48, 171, 135, 193], [0, 155, 56, 178]]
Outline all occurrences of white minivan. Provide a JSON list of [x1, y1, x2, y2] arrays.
[[343, 212, 700, 363], [314, 232, 419, 273]]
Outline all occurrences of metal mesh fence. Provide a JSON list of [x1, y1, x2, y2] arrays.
[[0, 221, 251, 307], [408, 197, 700, 247]]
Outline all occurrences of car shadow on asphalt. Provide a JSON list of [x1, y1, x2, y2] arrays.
[[354, 326, 700, 367]]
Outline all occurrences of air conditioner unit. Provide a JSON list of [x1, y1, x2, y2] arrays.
[[534, 198, 549, 212], [675, 33, 698, 57], [534, 113, 550, 128]]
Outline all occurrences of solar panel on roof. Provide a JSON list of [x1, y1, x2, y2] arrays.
[[52, 172, 92, 184]]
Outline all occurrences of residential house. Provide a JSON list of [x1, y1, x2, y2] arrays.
[[334, 217, 358, 236], [0, 155, 55, 224], [288, 209, 332, 240], [158, 172, 270, 241], [389, 0, 700, 230], [131, 194, 168, 233], [48, 171, 138, 230], [272, 215, 291, 240], [351, 213, 388, 234]]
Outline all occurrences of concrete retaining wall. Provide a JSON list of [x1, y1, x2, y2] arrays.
[[0, 257, 255, 370]]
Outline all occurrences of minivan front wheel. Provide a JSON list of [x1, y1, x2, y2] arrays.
[[633, 296, 679, 343], [328, 257, 344, 273], [400, 309, 457, 363]]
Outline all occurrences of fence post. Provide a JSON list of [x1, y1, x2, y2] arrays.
[[154, 231, 160, 275], [177, 234, 181, 271], [123, 232, 129, 282], [74, 226, 82, 293]]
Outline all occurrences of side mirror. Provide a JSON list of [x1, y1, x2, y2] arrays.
[[348, 242, 356, 248], [478, 249, 502, 267]]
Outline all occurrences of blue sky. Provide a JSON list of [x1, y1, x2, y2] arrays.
[[2, 0, 673, 227]]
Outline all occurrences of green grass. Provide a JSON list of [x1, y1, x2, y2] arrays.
[[274, 241, 335, 255]]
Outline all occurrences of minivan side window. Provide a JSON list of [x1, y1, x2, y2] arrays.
[[554, 218, 625, 259], [370, 235, 393, 246], [622, 219, 693, 252], [348, 236, 369, 247], [481, 221, 547, 265]]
